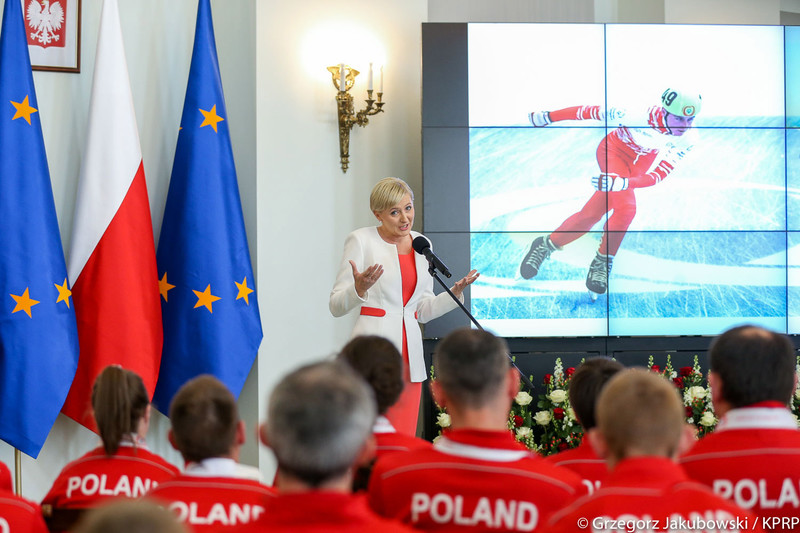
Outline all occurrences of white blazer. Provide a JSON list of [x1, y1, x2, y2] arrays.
[[329, 227, 460, 382]]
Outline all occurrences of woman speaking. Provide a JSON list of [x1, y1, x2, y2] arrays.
[[330, 177, 478, 435]]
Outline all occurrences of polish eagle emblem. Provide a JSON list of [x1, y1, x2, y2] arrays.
[[26, 0, 65, 46]]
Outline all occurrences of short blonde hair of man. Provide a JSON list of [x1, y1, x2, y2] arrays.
[[370, 177, 414, 213], [75, 500, 188, 533], [596, 368, 684, 460]]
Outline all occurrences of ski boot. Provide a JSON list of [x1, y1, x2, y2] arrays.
[[520, 236, 556, 279], [586, 252, 613, 298]]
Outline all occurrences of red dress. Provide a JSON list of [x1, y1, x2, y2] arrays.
[[383, 251, 421, 436]]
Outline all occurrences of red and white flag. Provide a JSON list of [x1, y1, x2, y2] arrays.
[[62, 0, 162, 429]]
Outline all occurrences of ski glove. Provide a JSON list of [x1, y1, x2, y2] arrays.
[[593, 173, 628, 192], [528, 111, 551, 127]]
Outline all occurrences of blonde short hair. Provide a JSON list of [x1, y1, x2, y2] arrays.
[[75, 500, 188, 533], [370, 177, 414, 212], [596, 368, 684, 460]]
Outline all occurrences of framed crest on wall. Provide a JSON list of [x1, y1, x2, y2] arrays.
[[22, 0, 80, 72]]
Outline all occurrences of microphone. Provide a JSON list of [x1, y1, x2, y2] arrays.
[[412, 236, 452, 278]]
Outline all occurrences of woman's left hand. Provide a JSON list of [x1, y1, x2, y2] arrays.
[[451, 269, 479, 298]]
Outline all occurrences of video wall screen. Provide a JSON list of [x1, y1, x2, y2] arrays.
[[422, 23, 800, 338]]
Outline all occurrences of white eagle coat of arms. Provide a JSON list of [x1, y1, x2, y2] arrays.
[[26, 0, 65, 47]]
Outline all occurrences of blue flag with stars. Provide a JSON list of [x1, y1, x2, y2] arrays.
[[153, 0, 262, 411], [0, 0, 79, 457]]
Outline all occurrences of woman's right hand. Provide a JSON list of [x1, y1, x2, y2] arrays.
[[350, 260, 384, 299]]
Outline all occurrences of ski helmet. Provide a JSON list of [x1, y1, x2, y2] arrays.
[[661, 88, 702, 117]]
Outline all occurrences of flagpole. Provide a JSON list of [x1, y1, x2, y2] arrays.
[[14, 448, 21, 495]]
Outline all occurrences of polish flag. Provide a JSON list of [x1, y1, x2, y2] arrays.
[[62, 0, 162, 429]]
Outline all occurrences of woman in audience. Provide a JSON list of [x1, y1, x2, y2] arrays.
[[329, 177, 478, 435], [42, 366, 179, 529], [338, 335, 431, 485]]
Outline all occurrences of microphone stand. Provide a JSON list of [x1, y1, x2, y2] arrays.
[[427, 263, 536, 392]]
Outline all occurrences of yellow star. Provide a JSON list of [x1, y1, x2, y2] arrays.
[[159, 273, 175, 302], [235, 277, 254, 305], [10, 288, 40, 318], [11, 95, 37, 125], [55, 279, 72, 308], [199, 105, 224, 132], [193, 284, 221, 313]]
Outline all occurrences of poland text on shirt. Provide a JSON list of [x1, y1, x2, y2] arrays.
[[411, 492, 538, 531], [713, 477, 800, 510], [66, 474, 156, 498], [167, 501, 265, 526]]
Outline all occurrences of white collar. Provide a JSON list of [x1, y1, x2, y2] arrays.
[[434, 436, 530, 462], [184, 457, 262, 481], [716, 406, 798, 431], [373, 416, 396, 434], [117, 434, 148, 450]]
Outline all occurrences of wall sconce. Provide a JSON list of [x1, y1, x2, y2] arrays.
[[327, 63, 385, 173]]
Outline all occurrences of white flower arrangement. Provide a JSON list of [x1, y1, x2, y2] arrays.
[[699, 411, 716, 427], [533, 410, 552, 426], [515, 391, 533, 406], [684, 386, 707, 403], [547, 389, 567, 404]]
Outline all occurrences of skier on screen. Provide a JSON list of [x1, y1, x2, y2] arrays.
[[519, 87, 702, 296]]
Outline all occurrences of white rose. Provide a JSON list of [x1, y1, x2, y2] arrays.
[[533, 410, 551, 426], [436, 412, 451, 428], [548, 389, 567, 404], [515, 427, 532, 439], [684, 386, 707, 403], [699, 411, 716, 427], [795, 388, 800, 401], [515, 391, 533, 406], [566, 407, 576, 421]]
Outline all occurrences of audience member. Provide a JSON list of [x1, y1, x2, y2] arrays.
[[368, 328, 585, 532], [42, 366, 179, 528], [74, 499, 188, 533], [680, 325, 800, 531], [544, 357, 623, 494], [543, 368, 762, 533], [235, 360, 415, 532], [146, 375, 274, 532], [0, 462, 11, 492], [338, 335, 431, 491], [0, 465, 48, 533]]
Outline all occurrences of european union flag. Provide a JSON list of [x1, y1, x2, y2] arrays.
[[153, 0, 262, 411], [0, 0, 79, 458]]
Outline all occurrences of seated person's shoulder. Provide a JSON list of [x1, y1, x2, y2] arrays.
[[372, 444, 434, 474], [522, 454, 587, 491]]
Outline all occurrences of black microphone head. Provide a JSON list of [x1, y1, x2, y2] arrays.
[[412, 236, 431, 254]]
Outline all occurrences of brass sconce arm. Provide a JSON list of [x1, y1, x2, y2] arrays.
[[328, 64, 386, 173]]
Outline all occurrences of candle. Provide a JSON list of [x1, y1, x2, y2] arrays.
[[368, 63, 373, 92], [339, 63, 345, 92], [379, 65, 384, 93]]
